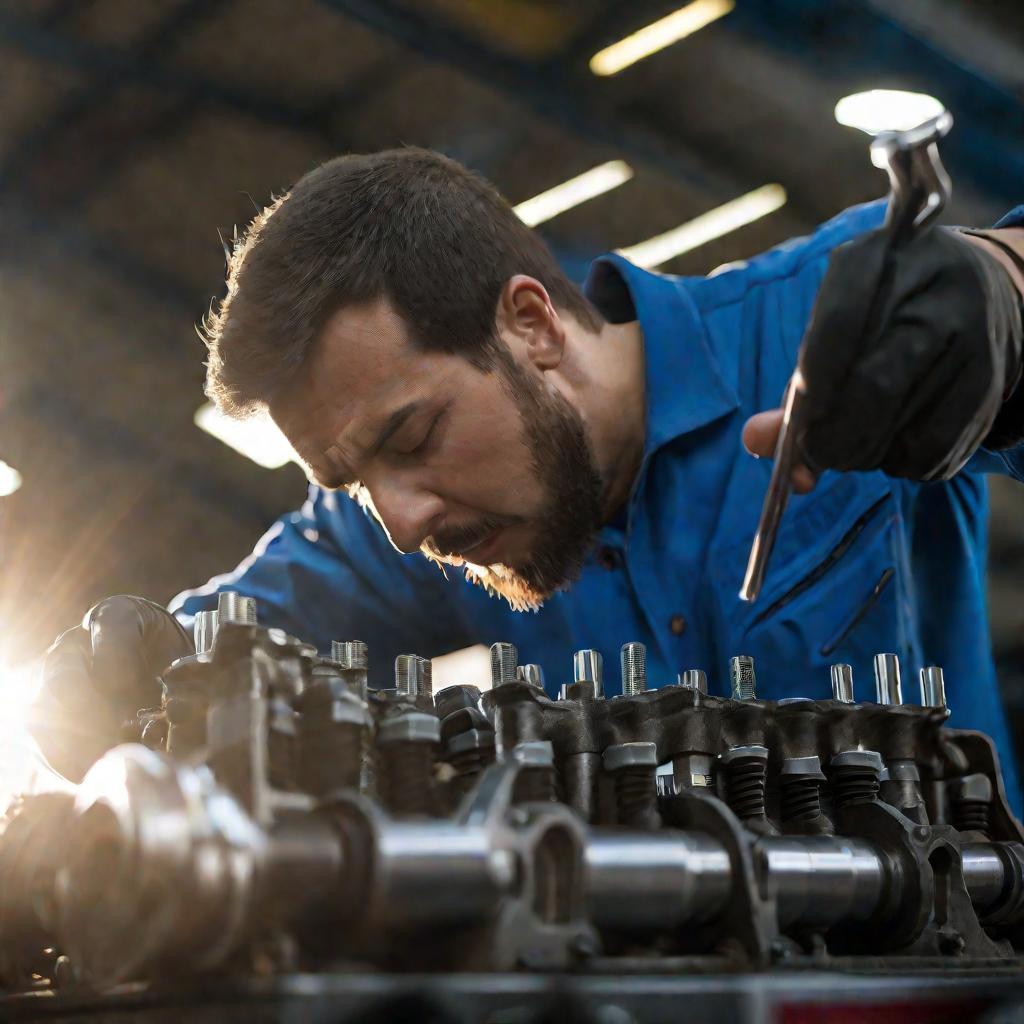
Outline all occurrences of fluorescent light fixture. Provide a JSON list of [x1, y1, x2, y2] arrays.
[[618, 183, 787, 269], [194, 402, 296, 470], [514, 161, 634, 227], [835, 89, 945, 136], [0, 460, 22, 497], [590, 0, 735, 77]]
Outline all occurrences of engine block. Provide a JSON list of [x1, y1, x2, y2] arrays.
[[3, 596, 1024, 1014]]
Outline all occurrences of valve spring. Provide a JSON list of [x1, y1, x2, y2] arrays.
[[832, 765, 879, 809], [781, 776, 822, 823], [299, 722, 364, 795], [615, 766, 659, 827], [513, 765, 556, 805], [381, 741, 437, 817], [953, 799, 991, 837], [726, 757, 767, 819]]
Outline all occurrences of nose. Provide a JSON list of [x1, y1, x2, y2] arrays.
[[364, 474, 444, 554]]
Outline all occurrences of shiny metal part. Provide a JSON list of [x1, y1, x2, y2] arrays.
[[573, 650, 604, 696], [416, 656, 433, 697], [678, 669, 708, 694], [620, 642, 647, 696], [490, 642, 518, 687], [193, 610, 218, 655], [216, 591, 257, 625], [603, 741, 658, 773], [874, 653, 903, 705], [830, 663, 854, 703], [517, 664, 545, 689], [920, 665, 947, 708], [394, 654, 419, 697], [331, 640, 368, 670], [730, 655, 756, 701]]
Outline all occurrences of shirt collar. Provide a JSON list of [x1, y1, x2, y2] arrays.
[[583, 253, 739, 458]]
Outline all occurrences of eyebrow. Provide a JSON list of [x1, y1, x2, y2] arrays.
[[318, 401, 421, 489]]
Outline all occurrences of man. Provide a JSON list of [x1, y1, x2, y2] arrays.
[[34, 148, 1024, 807]]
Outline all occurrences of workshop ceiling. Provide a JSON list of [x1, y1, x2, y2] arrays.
[[1, 0, 1023, 668]]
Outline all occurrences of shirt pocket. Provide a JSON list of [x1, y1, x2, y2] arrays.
[[707, 474, 912, 697]]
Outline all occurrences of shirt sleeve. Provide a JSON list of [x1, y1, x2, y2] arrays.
[[169, 484, 476, 672]]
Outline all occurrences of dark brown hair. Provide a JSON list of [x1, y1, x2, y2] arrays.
[[203, 147, 603, 416]]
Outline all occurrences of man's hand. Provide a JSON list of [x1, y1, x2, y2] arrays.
[[743, 226, 1024, 488], [33, 596, 193, 781]]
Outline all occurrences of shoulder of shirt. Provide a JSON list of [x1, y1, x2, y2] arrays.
[[676, 199, 888, 316]]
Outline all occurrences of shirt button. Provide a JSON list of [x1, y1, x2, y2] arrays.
[[669, 614, 687, 636], [597, 546, 620, 570]]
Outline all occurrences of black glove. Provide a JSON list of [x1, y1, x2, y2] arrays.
[[799, 225, 1024, 481], [33, 596, 193, 781]]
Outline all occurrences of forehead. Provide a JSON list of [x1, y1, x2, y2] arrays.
[[269, 299, 451, 464]]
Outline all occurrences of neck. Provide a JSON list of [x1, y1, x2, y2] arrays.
[[573, 317, 646, 522]]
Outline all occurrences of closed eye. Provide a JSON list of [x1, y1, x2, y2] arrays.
[[405, 409, 445, 456]]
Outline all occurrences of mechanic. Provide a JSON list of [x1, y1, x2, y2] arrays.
[[33, 148, 1024, 807]]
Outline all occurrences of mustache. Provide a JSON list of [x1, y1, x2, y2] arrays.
[[422, 517, 509, 560]]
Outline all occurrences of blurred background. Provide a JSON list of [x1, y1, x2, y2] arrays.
[[1, 0, 1023, 766]]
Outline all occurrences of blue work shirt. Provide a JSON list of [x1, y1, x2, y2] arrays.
[[174, 200, 1024, 810]]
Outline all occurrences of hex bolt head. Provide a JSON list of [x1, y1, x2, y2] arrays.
[[603, 741, 658, 773], [831, 749, 884, 772], [446, 728, 497, 758], [434, 684, 482, 718], [780, 755, 825, 780], [378, 712, 441, 745], [721, 743, 769, 766], [490, 642, 518, 687], [730, 655, 756, 700], [511, 740, 554, 767], [950, 773, 993, 803]]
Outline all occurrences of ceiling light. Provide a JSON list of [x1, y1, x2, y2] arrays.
[[835, 89, 945, 136], [618, 184, 787, 269], [0, 460, 22, 497], [590, 0, 735, 77], [194, 402, 296, 470], [514, 161, 634, 227]]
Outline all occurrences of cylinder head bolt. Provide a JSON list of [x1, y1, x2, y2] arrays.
[[193, 610, 218, 655], [378, 712, 441, 817], [730, 655, 756, 701], [603, 741, 660, 829], [511, 740, 557, 804], [830, 663, 855, 704], [722, 744, 769, 820], [950, 773, 993, 837], [490, 642, 518, 688], [831, 750, 883, 809], [216, 591, 257, 626], [678, 669, 708, 694], [416, 656, 433, 698], [573, 649, 604, 699], [920, 666, 947, 709], [874, 653, 903, 705], [621, 643, 647, 697]]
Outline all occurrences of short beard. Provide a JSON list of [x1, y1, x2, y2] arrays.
[[421, 348, 605, 610]]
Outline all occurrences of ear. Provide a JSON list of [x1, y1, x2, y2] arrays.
[[497, 275, 565, 371]]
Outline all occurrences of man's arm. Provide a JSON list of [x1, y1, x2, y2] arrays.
[[743, 215, 1024, 485]]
